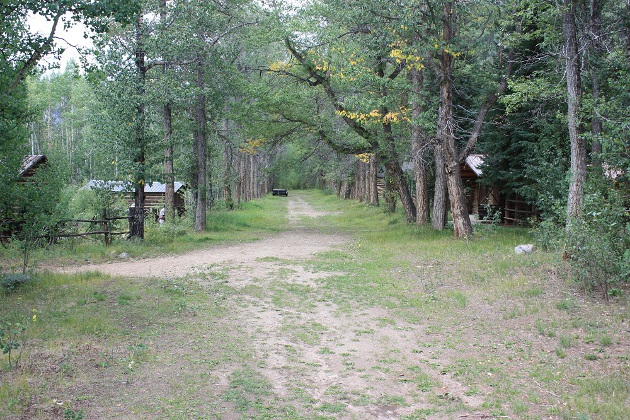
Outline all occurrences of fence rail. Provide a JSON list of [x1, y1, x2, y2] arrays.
[[1, 209, 131, 246]]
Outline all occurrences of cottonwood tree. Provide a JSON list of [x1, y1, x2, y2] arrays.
[[282, 1, 418, 222], [279, 0, 513, 237]]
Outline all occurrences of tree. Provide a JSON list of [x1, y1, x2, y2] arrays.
[[562, 0, 587, 224], [1, 0, 140, 246]]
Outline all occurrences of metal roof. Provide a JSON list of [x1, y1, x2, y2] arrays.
[[85, 180, 185, 193]]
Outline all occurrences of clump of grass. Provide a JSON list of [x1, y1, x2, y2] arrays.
[[556, 299, 577, 311], [599, 335, 613, 346], [223, 367, 272, 412], [536, 319, 557, 337]]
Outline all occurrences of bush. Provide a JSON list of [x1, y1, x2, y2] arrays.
[[0, 273, 31, 291], [68, 186, 128, 220], [535, 178, 629, 298], [565, 187, 629, 298], [144, 217, 190, 245]]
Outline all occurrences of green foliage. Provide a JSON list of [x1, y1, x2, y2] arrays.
[[0, 319, 29, 369], [534, 175, 630, 298], [67, 185, 128, 220], [63, 408, 85, 420], [12, 161, 70, 272], [0, 274, 31, 291], [564, 185, 630, 298]]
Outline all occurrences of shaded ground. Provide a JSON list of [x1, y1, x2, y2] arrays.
[[7, 192, 629, 419]]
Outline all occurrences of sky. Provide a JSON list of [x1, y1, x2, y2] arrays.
[[28, 13, 93, 73]]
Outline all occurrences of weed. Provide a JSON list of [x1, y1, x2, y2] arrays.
[[599, 335, 613, 346], [535, 319, 556, 337], [558, 335, 574, 348], [0, 318, 31, 369], [92, 291, 106, 302], [0, 378, 31, 414], [117, 293, 138, 305], [377, 394, 407, 406], [523, 286, 544, 297], [447, 290, 467, 307], [402, 408, 437, 419], [63, 408, 85, 420], [562, 375, 629, 419], [0, 274, 31, 291], [408, 366, 435, 392], [319, 402, 346, 413], [223, 367, 272, 412], [556, 299, 576, 311]]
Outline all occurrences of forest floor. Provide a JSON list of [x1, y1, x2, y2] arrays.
[[2, 192, 628, 419]]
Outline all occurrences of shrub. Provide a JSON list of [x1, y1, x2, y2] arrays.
[[0, 274, 31, 291], [533, 177, 629, 299]]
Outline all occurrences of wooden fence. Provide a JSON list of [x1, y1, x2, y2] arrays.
[[1, 209, 130, 246]]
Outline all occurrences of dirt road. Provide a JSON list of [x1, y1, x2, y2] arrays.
[[53, 193, 489, 419]]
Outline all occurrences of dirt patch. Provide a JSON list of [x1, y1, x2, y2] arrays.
[[54, 195, 347, 280]]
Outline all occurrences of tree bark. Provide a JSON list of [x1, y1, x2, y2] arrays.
[[588, 0, 603, 157], [193, 55, 207, 232], [432, 145, 448, 230], [223, 140, 235, 208], [368, 154, 379, 206], [563, 0, 587, 222], [160, 0, 175, 221], [410, 68, 430, 225], [131, 14, 147, 239], [163, 102, 175, 219], [384, 164, 396, 213], [377, 54, 416, 222], [438, 1, 472, 238]]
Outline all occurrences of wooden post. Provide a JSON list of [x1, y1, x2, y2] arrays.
[[102, 208, 111, 246]]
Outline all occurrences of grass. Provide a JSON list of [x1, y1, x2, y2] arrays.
[[0, 195, 289, 269], [1, 189, 628, 419]]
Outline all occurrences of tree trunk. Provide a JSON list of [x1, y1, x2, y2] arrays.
[[131, 14, 146, 239], [588, 0, 603, 157], [563, 0, 587, 222], [193, 56, 207, 232], [223, 140, 235, 208], [384, 164, 396, 213], [368, 154, 379, 206], [410, 68, 430, 225], [160, 0, 175, 221], [432, 145, 448, 230], [163, 102, 175, 219], [439, 1, 472, 238]]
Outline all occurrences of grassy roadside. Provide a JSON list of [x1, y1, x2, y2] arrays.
[[1, 190, 628, 419], [0, 195, 290, 271], [298, 190, 629, 419]]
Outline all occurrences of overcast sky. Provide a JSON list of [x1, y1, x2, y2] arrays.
[[28, 13, 93, 72]]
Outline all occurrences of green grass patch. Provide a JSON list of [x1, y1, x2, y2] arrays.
[[3, 195, 290, 268], [562, 375, 629, 419], [223, 367, 272, 413]]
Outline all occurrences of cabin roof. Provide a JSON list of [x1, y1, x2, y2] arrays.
[[465, 154, 485, 177], [85, 180, 185, 193], [19, 155, 47, 178]]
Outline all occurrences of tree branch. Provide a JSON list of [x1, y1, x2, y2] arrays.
[[284, 38, 378, 148], [9, 9, 63, 93], [457, 52, 514, 162]]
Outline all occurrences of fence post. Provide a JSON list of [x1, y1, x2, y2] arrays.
[[102, 208, 111, 246]]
